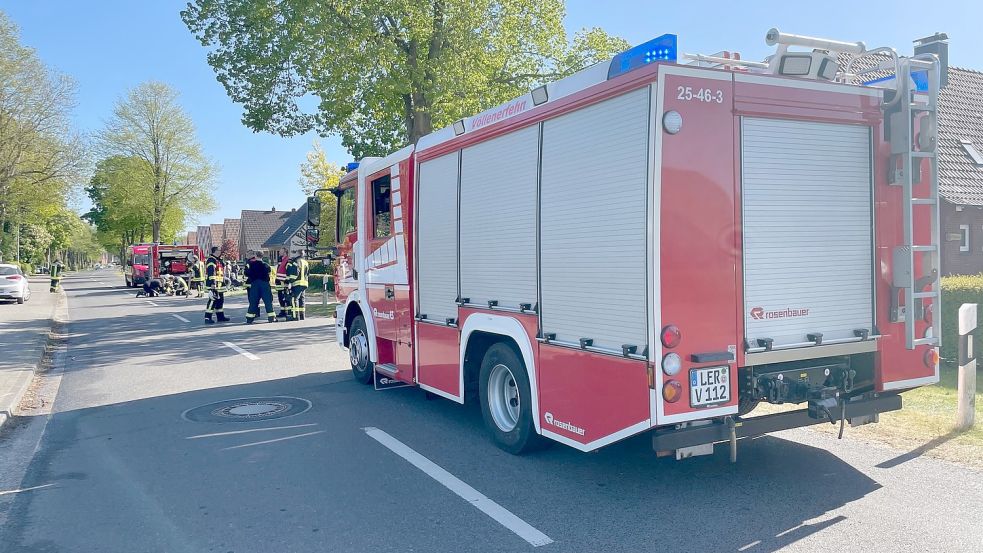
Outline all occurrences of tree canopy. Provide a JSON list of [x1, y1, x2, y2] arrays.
[[96, 81, 216, 243], [182, 0, 629, 158], [0, 10, 87, 266]]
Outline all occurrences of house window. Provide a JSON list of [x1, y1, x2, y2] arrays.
[[960, 140, 983, 166], [960, 224, 970, 252]]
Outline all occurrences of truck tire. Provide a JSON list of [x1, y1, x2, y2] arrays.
[[478, 342, 544, 455], [349, 315, 374, 384]]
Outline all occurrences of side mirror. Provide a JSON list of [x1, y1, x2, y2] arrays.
[[306, 227, 320, 246], [307, 196, 321, 227]]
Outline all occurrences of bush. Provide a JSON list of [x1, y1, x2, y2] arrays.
[[940, 274, 983, 363], [307, 273, 336, 292], [19, 262, 33, 275]]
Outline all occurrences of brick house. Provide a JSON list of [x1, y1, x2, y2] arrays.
[[936, 66, 983, 274]]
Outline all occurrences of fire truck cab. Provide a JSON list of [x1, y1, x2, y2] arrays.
[[318, 28, 942, 459]]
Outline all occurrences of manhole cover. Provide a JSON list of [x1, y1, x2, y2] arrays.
[[182, 396, 312, 423]]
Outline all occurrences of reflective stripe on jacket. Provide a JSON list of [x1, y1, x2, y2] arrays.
[[285, 258, 309, 287]]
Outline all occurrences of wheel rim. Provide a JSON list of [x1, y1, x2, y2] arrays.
[[487, 363, 520, 432], [350, 330, 369, 370]]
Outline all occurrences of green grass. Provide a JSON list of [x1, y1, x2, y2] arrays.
[[304, 302, 339, 319]]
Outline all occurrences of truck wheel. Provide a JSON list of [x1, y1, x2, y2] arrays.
[[479, 342, 544, 455], [349, 315, 374, 384]]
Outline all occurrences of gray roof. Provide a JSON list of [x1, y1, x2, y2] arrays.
[[262, 204, 308, 249], [239, 209, 290, 253]]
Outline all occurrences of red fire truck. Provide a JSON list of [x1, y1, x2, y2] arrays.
[[125, 243, 203, 288], [312, 29, 943, 459]]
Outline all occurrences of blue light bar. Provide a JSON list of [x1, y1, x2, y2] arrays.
[[346, 162, 359, 172], [607, 34, 677, 80], [862, 71, 929, 92]]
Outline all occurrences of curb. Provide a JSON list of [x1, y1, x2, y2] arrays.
[[0, 288, 68, 433]]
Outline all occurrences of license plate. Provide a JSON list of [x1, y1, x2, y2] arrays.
[[690, 366, 730, 408]]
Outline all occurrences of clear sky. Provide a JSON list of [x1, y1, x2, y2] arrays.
[[2, 1, 980, 233]]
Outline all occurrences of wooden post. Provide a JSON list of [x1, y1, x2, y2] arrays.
[[957, 303, 977, 431]]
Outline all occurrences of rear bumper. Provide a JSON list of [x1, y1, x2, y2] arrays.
[[651, 393, 902, 451], [0, 288, 25, 298]]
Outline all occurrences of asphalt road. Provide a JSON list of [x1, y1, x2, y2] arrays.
[[1, 269, 981, 553]]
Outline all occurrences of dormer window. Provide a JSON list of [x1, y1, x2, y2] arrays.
[[960, 139, 983, 166]]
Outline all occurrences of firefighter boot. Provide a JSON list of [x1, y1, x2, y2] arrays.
[[205, 316, 214, 324], [268, 315, 276, 323]]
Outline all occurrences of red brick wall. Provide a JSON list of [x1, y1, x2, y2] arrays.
[[941, 200, 983, 275]]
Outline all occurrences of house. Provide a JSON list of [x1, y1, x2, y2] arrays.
[[222, 218, 241, 259], [196, 225, 211, 256], [239, 208, 290, 260], [261, 204, 309, 259], [209, 223, 225, 253], [185, 231, 198, 247]]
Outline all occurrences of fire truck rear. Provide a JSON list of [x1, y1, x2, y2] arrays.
[[313, 28, 943, 460]]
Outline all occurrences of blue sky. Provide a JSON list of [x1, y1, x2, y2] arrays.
[[2, 1, 979, 232]]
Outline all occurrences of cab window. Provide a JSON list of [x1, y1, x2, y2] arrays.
[[336, 187, 356, 241], [372, 175, 392, 239]]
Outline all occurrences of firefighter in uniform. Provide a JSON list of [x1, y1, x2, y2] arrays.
[[49, 259, 63, 292], [244, 251, 276, 324], [274, 249, 290, 321], [285, 251, 310, 321], [204, 247, 232, 323], [190, 255, 206, 297]]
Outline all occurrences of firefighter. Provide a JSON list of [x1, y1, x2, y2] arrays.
[[275, 249, 290, 321], [190, 255, 206, 297], [244, 251, 276, 324], [204, 246, 231, 323], [285, 250, 310, 321], [49, 259, 63, 292], [172, 274, 190, 296]]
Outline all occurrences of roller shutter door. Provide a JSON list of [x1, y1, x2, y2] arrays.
[[540, 87, 650, 351], [460, 125, 539, 309], [742, 118, 873, 348], [417, 152, 460, 323]]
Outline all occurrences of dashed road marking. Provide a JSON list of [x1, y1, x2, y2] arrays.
[[171, 314, 190, 323], [222, 341, 259, 360], [363, 427, 554, 547], [221, 430, 325, 450], [145, 300, 159, 307], [187, 423, 318, 440]]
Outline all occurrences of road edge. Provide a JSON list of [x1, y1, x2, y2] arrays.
[[0, 285, 68, 432]]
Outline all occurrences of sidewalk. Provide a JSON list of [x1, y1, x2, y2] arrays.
[[0, 276, 63, 431]]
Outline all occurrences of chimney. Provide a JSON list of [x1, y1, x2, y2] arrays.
[[271, 206, 276, 213], [914, 32, 948, 88]]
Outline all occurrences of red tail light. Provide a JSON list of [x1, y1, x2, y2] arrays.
[[924, 348, 939, 368], [661, 325, 681, 348], [6, 275, 22, 281]]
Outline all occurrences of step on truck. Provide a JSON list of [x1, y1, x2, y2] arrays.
[[308, 28, 943, 460]]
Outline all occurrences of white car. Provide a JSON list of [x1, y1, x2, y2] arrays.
[[0, 264, 31, 304]]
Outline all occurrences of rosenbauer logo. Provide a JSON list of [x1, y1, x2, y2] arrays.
[[750, 306, 810, 320], [544, 412, 585, 436]]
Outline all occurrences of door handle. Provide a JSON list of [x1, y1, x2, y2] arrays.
[[385, 286, 395, 299]]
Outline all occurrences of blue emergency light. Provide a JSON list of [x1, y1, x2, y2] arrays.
[[607, 34, 677, 80], [346, 162, 359, 172], [862, 71, 930, 92]]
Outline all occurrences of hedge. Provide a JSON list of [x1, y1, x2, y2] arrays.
[[941, 274, 983, 363], [308, 273, 335, 292]]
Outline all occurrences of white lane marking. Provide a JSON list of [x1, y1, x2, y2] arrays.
[[221, 430, 325, 450], [171, 314, 190, 323], [145, 300, 159, 307], [363, 427, 554, 547], [187, 423, 318, 440], [222, 341, 259, 361], [0, 483, 57, 496]]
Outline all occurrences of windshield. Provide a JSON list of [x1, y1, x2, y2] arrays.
[[0, 266, 18, 276], [133, 254, 150, 266]]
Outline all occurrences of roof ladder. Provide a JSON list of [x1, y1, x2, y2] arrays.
[[887, 55, 942, 349]]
